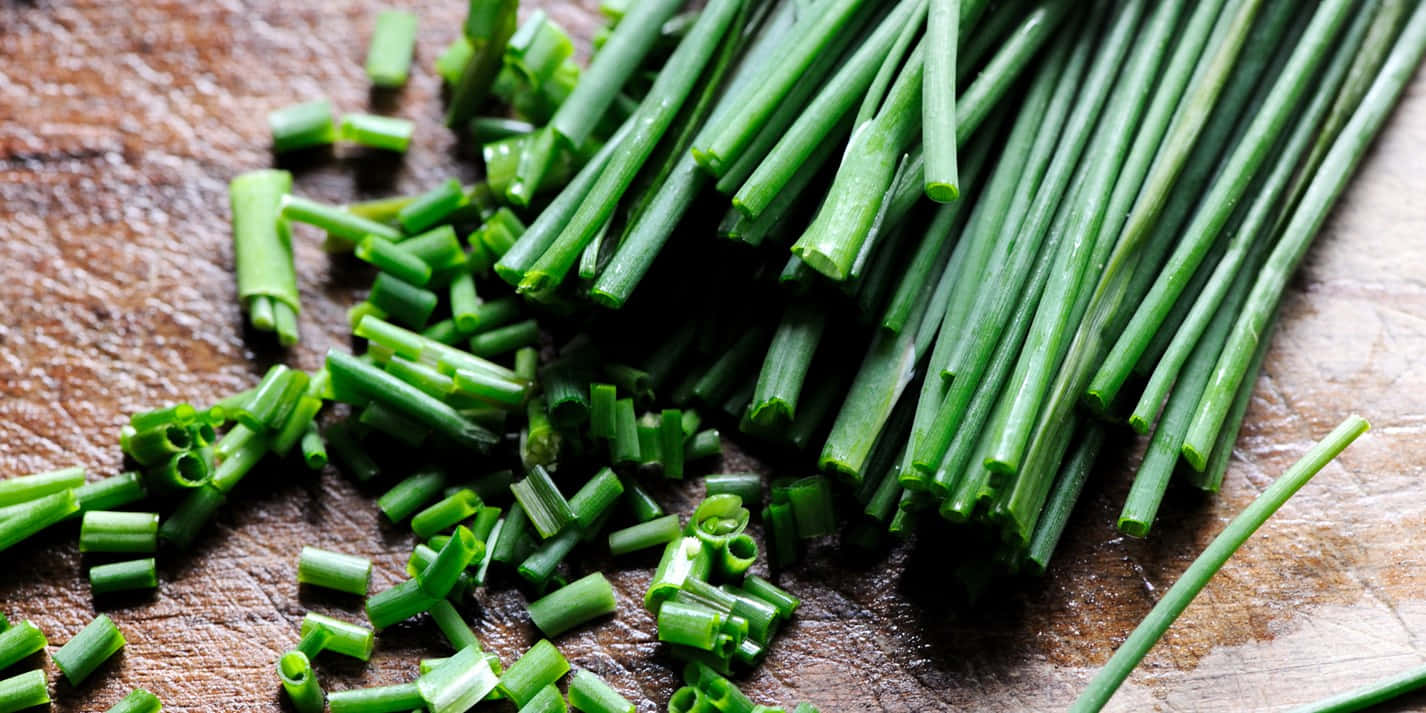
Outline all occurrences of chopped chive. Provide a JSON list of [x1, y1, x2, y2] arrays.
[[608, 514, 680, 556], [366, 577, 439, 630], [294, 622, 332, 660], [278, 650, 325, 713], [0, 620, 46, 670], [685, 430, 721, 461], [404, 227, 469, 274], [327, 350, 499, 451], [297, 546, 371, 596], [510, 466, 575, 539], [80, 511, 158, 554], [645, 537, 712, 609], [157, 485, 226, 550], [300, 421, 327, 471], [452, 368, 529, 409], [785, 476, 835, 539], [0, 466, 84, 507], [541, 365, 589, 427], [527, 572, 618, 637], [419, 525, 482, 597], [269, 100, 336, 153], [704, 474, 761, 508], [472, 116, 535, 143], [460, 295, 523, 334], [0, 670, 49, 713], [658, 600, 724, 651], [397, 179, 465, 234], [282, 194, 403, 245], [611, 398, 641, 464], [357, 236, 434, 286], [492, 502, 535, 564], [660, 410, 686, 479], [499, 640, 570, 707], [1283, 661, 1426, 713], [669, 687, 707, 713], [328, 681, 424, 713], [717, 534, 757, 581], [740, 575, 799, 620], [515, 347, 539, 383], [1068, 416, 1370, 712], [468, 319, 540, 357], [517, 684, 567, 713], [517, 524, 582, 586], [568, 468, 625, 529], [208, 431, 270, 495], [0, 489, 78, 553], [367, 272, 438, 328], [428, 599, 480, 651], [52, 614, 125, 685], [412, 489, 483, 540], [301, 612, 375, 661], [341, 113, 415, 152], [366, 9, 418, 88], [406, 544, 472, 600], [622, 477, 664, 523], [444, 0, 518, 127], [568, 670, 635, 713], [104, 688, 162, 713], [589, 384, 617, 440]]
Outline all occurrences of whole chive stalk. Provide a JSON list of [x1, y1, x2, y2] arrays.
[[747, 301, 825, 429], [922, 0, 959, 201], [1068, 416, 1369, 712], [1284, 661, 1426, 713], [366, 9, 418, 88], [231, 169, 300, 344]]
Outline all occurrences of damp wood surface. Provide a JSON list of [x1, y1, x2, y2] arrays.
[[2, 1, 1426, 711]]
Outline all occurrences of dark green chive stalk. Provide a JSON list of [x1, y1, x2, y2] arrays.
[[923, 0, 959, 201], [747, 301, 826, 429], [1024, 425, 1104, 574], [1283, 661, 1426, 713], [230, 169, 300, 346], [446, 0, 519, 128]]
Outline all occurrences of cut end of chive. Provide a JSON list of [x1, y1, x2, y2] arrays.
[[1181, 444, 1209, 473], [1127, 413, 1153, 436], [925, 181, 959, 203], [586, 288, 623, 310], [1082, 389, 1112, 416], [517, 272, 557, 295], [1116, 516, 1150, 539], [788, 246, 845, 282]]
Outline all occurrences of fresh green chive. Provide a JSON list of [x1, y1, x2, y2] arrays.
[[739, 575, 799, 620], [1283, 661, 1426, 713], [80, 511, 158, 554], [419, 525, 482, 597], [341, 113, 415, 152], [52, 614, 125, 685], [157, 484, 227, 550], [0, 670, 49, 713], [511, 466, 575, 539], [468, 319, 539, 357], [567, 468, 625, 529], [428, 599, 481, 651], [589, 384, 617, 440], [568, 670, 635, 713], [608, 514, 680, 556], [0, 466, 84, 507], [0, 620, 46, 670], [328, 681, 424, 713], [411, 489, 483, 540], [366, 9, 418, 88], [72, 472, 147, 515], [297, 546, 371, 596], [301, 612, 375, 661], [377, 470, 448, 525], [499, 640, 569, 707], [646, 537, 712, 609], [89, 557, 158, 595], [327, 350, 499, 451], [357, 236, 434, 286], [923, 0, 960, 201], [104, 688, 162, 713], [0, 489, 79, 553], [269, 100, 336, 153], [278, 650, 325, 713], [527, 572, 618, 637], [282, 194, 403, 245], [366, 577, 439, 630]]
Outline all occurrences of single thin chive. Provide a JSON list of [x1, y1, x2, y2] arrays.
[[622, 477, 664, 523], [420, 526, 482, 597], [367, 272, 438, 328], [527, 572, 618, 638], [659, 410, 685, 479], [357, 236, 433, 286], [607, 514, 680, 556], [428, 599, 480, 651], [717, 534, 757, 581], [611, 398, 641, 465], [366, 9, 417, 88], [1184, 4, 1426, 468], [269, 100, 336, 152], [341, 113, 415, 152], [923, 0, 959, 201], [1024, 425, 1105, 575], [748, 301, 825, 429], [510, 466, 575, 539], [283, 194, 403, 246], [468, 319, 539, 357], [156, 485, 226, 550], [327, 350, 498, 451], [704, 474, 760, 510], [412, 490, 482, 540], [499, 640, 570, 707], [0, 489, 78, 552], [472, 116, 534, 143], [657, 600, 724, 651], [80, 511, 158, 554], [1069, 417, 1370, 712], [685, 430, 721, 461], [104, 688, 162, 713], [492, 502, 534, 564], [451, 368, 528, 409], [272, 394, 322, 456], [297, 546, 371, 596], [396, 180, 464, 235], [1284, 661, 1426, 713], [0, 670, 49, 713], [301, 613, 374, 661], [740, 575, 799, 620], [52, 614, 125, 685], [0, 621, 46, 670], [784, 476, 835, 539], [329, 681, 424, 713], [278, 650, 324, 713], [0, 466, 84, 507], [366, 577, 439, 630], [567, 468, 624, 530], [589, 384, 617, 440], [1194, 312, 1277, 494], [645, 537, 712, 609], [517, 523, 581, 586], [445, 0, 518, 127], [568, 670, 634, 713]]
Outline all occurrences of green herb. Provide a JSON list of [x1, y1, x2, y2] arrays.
[[52, 613, 126, 685], [366, 9, 418, 88]]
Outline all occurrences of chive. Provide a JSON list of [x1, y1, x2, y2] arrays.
[[704, 676, 755, 713], [748, 301, 825, 429], [297, 546, 371, 596], [923, 0, 959, 201], [612, 398, 641, 464], [468, 319, 540, 357], [1194, 311, 1276, 494], [499, 640, 570, 707], [301, 612, 375, 661], [1068, 416, 1369, 712], [511, 467, 575, 539], [517, 685, 567, 713], [622, 477, 664, 523], [367, 272, 438, 327], [327, 350, 499, 451], [230, 169, 299, 340], [286, 195, 405, 251], [341, 113, 415, 152], [278, 650, 325, 713], [357, 315, 518, 380], [329, 682, 424, 713], [527, 572, 618, 637], [1024, 425, 1105, 574], [541, 366, 590, 427], [1183, 3, 1426, 467], [522, 397, 561, 468], [269, 99, 336, 152], [0, 621, 46, 670], [420, 526, 482, 597], [156, 485, 226, 550], [298, 424, 325, 472], [492, 502, 534, 564], [272, 395, 323, 456], [52, 614, 125, 685], [685, 429, 721, 461], [0, 489, 78, 552], [0, 671, 49, 713], [704, 473, 761, 508], [652, 409, 684, 479], [0, 466, 84, 507], [319, 422, 377, 483], [658, 600, 724, 651], [104, 689, 162, 713], [782, 477, 833, 539], [472, 116, 534, 143], [692, 329, 767, 406], [80, 511, 158, 554], [669, 687, 708, 713], [717, 534, 757, 581], [646, 537, 713, 609], [568, 670, 635, 713], [412, 489, 482, 540], [589, 383, 618, 439], [1283, 662, 1426, 713], [608, 514, 681, 556], [366, 577, 439, 630], [366, 9, 418, 88], [568, 468, 625, 529], [428, 599, 480, 651], [517, 524, 582, 586], [475, 208, 527, 259], [452, 368, 528, 409], [740, 575, 799, 620], [445, 0, 518, 127]]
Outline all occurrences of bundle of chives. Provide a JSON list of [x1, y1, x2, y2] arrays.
[[52, 614, 125, 685], [230, 169, 300, 345], [366, 9, 418, 88], [297, 546, 372, 595]]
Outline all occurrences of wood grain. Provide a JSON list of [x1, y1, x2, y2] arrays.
[[2, 2, 1425, 711]]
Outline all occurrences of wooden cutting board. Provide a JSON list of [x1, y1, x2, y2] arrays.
[[2, 2, 1423, 711]]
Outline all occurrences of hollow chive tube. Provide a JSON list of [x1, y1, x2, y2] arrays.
[[326, 350, 499, 451], [685, 430, 721, 461], [623, 478, 664, 523], [510, 466, 575, 539], [403, 227, 468, 274], [527, 572, 618, 637], [301, 613, 374, 661], [420, 526, 482, 597], [428, 599, 480, 651], [105, 688, 162, 713], [589, 384, 617, 440], [516, 684, 566, 713], [282, 194, 403, 245], [72, 472, 147, 515], [740, 575, 799, 620], [357, 236, 433, 286], [300, 423, 327, 470], [366, 9, 418, 88], [785, 476, 835, 538], [294, 623, 332, 660], [367, 577, 439, 630], [723, 588, 779, 643], [419, 644, 500, 713], [0, 466, 84, 507], [448, 275, 484, 337], [157, 484, 226, 550], [518, 525, 581, 587], [397, 179, 464, 234], [659, 409, 685, 479], [131, 402, 198, 430], [324, 422, 381, 483], [356, 316, 518, 381], [298, 546, 372, 596], [646, 537, 712, 609], [690, 494, 749, 548], [704, 474, 761, 508], [412, 490, 482, 540], [611, 398, 641, 464], [144, 451, 208, 494], [568, 670, 634, 713], [378, 470, 447, 523], [0, 620, 46, 670], [657, 601, 724, 651], [80, 511, 158, 553], [230, 169, 300, 343], [341, 113, 415, 152], [52, 614, 125, 685], [472, 116, 534, 143], [124, 423, 192, 466], [567, 468, 624, 529], [278, 650, 324, 713], [467, 319, 539, 358], [718, 534, 757, 581], [0, 670, 49, 713], [492, 502, 534, 564], [329, 682, 424, 713], [239, 364, 296, 430], [0, 489, 78, 552], [269, 99, 336, 152], [668, 687, 708, 713], [367, 273, 438, 328], [608, 514, 680, 556], [89, 557, 158, 595], [499, 640, 570, 707]]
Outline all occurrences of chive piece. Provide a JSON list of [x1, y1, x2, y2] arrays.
[[0, 466, 84, 507], [281, 194, 403, 244], [209, 431, 270, 494], [645, 537, 712, 609], [749, 301, 825, 428], [445, 0, 518, 128], [301, 613, 375, 661], [104, 688, 162, 713], [269, 100, 336, 152], [704, 474, 761, 508], [0, 670, 49, 713], [328, 682, 424, 713], [447, 277, 483, 337], [685, 430, 721, 461], [717, 534, 757, 581], [468, 319, 540, 357], [452, 368, 528, 409], [299, 424, 326, 472], [0, 621, 46, 670], [510, 466, 575, 539], [420, 526, 482, 597], [1068, 416, 1370, 712], [52, 614, 125, 685], [517, 684, 567, 713], [541, 366, 589, 427], [271, 394, 322, 456], [517, 525, 581, 586], [230, 169, 298, 339], [80, 511, 158, 554], [611, 398, 641, 464], [589, 384, 617, 440], [357, 236, 433, 286], [294, 621, 332, 660], [366, 577, 439, 630], [659, 409, 686, 479], [740, 575, 799, 620], [568, 468, 625, 529], [568, 670, 634, 713], [527, 572, 618, 637], [406, 227, 469, 274], [923, 0, 959, 201], [278, 650, 325, 713], [157, 485, 226, 551], [669, 687, 707, 713], [0, 489, 79, 552], [410, 488, 481, 539], [472, 116, 534, 143], [658, 601, 724, 651], [785, 477, 835, 539], [1195, 313, 1275, 494], [366, 9, 418, 88], [1024, 425, 1105, 575], [690, 494, 749, 549], [397, 179, 464, 235], [428, 599, 480, 651], [72, 472, 147, 515], [608, 514, 680, 556], [327, 350, 498, 451], [297, 546, 371, 596], [1284, 662, 1426, 713], [499, 641, 569, 707], [367, 272, 438, 328], [492, 502, 534, 564], [622, 478, 664, 523], [341, 113, 415, 152]]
